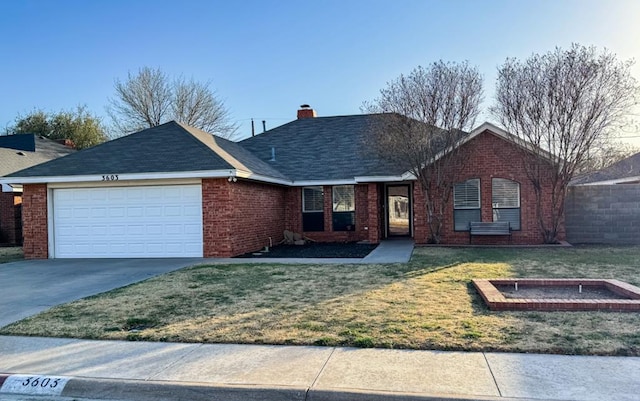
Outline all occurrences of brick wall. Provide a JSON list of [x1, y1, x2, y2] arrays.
[[283, 184, 379, 244], [22, 184, 48, 259], [565, 184, 640, 244], [0, 192, 22, 244], [202, 178, 286, 257], [413, 130, 556, 245]]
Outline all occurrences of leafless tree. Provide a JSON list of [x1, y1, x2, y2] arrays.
[[108, 67, 172, 134], [172, 77, 237, 135], [577, 140, 639, 176], [491, 44, 638, 243], [363, 61, 483, 243], [107, 67, 237, 138]]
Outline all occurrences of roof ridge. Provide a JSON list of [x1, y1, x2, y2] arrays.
[[175, 121, 272, 174]]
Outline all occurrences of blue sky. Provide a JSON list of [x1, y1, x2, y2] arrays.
[[1, 0, 638, 143]]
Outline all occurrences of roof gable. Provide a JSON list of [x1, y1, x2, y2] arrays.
[[5, 121, 287, 180], [456, 122, 555, 162]]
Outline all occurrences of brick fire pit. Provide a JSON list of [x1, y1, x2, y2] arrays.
[[473, 278, 640, 312]]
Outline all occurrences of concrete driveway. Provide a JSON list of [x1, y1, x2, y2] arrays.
[[0, 258, 204, 328]]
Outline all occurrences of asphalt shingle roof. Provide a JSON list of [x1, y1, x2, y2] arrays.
[[5, 115, 469, 184], [0, 134, 75, 177], [572, 152, 640, 184], [239, 114, 410, 181], [6, 121, 285, 180]]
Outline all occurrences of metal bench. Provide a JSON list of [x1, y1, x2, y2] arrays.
[[469, 221, 511, 244]]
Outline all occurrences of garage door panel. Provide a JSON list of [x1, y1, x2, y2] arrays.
[[146, 206, 163, 217], [91, 207, 108, 218], [109, 207, 125, 218], [184, 205, 201, 216], [53, 185, 203, 258]]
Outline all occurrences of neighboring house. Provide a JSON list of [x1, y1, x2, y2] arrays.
[[0, 134, 75, 245], [1, 107, 559, 259], [566, 151, 640, 244], [571, 152, 640, 185]]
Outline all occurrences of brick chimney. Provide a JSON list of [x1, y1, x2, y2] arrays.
[[297, 104, 317, 119], [56, 138, 76, 149]]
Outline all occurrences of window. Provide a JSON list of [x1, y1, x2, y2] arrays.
[[302, 187, 324, 231], [303, 186, 324, 212], [492, 178, 520, 230], [332, 185, 355, 231], [453, 179, 480, 231]]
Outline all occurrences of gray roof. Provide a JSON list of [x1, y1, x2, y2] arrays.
[[240, 114, 411, 181], [6, 121, 286, 180], [5, 115, 467, 184], [0, 134, 75, 177], [572, 152, 640, 185]]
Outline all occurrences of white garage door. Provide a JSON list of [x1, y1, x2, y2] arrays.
[[52, 185, 203, 258]]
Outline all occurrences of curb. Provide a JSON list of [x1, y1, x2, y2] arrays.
[[0, 374, 551, 401]]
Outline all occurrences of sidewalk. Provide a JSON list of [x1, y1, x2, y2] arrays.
[[2, 335, 640, 401], [197, 239, 415, 265]]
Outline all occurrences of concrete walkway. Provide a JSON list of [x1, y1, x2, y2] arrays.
[[362, 238, 414, 263], [197, 239, 415, 265], [1, 336, 639, 401]]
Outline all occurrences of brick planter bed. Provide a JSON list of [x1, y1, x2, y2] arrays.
[[473, 279, 640, 312]]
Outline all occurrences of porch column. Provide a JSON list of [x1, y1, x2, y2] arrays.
[[367, 183, 380, 243]]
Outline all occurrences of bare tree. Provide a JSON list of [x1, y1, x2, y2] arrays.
[[172, 77, 237, 135], [577, 139, 639, 175], [108, 67, 172, 134], [491, 44, 638, 243], [363, 61, 483, 243], [108, 67, 237, 138]]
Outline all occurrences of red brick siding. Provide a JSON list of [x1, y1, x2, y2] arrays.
[[367, 183, 382, 243], [412, 130, 558, 245], [282, 184, 380, 244], [22, 184, 48, 259], [412, 185, 428, 243], [202, 178, 286, 257], [0, 192, 21, 244], [284, 187, 302, 233]]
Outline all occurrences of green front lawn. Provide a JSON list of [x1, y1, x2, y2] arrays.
[[2, 246, 640, 355]]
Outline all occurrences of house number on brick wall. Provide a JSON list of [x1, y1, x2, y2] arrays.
[[101, 174, 119, 181], [0, 375, 70, 395]]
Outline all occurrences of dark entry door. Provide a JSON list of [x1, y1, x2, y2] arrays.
[[386, 185, 411, 237]]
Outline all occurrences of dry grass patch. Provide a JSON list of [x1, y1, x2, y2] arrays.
[[3, 246, 640, 355], [0, 247, 23, 263]]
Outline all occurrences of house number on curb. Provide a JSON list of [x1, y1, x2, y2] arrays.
[[0, 375, 70, 395]]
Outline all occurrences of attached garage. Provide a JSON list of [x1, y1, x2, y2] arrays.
[[51, 184, 203, 258]]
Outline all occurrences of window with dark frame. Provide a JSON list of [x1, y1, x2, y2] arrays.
[[492, 178, 521, 230], [332, 185, 355, 231], [453, 179, 481, 231], [302, 186, 324, 231]]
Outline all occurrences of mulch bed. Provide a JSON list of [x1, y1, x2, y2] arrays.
[[236, 242, 378, 258]]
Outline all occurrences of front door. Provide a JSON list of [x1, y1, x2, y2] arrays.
[[386, 185, 411, 237]]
